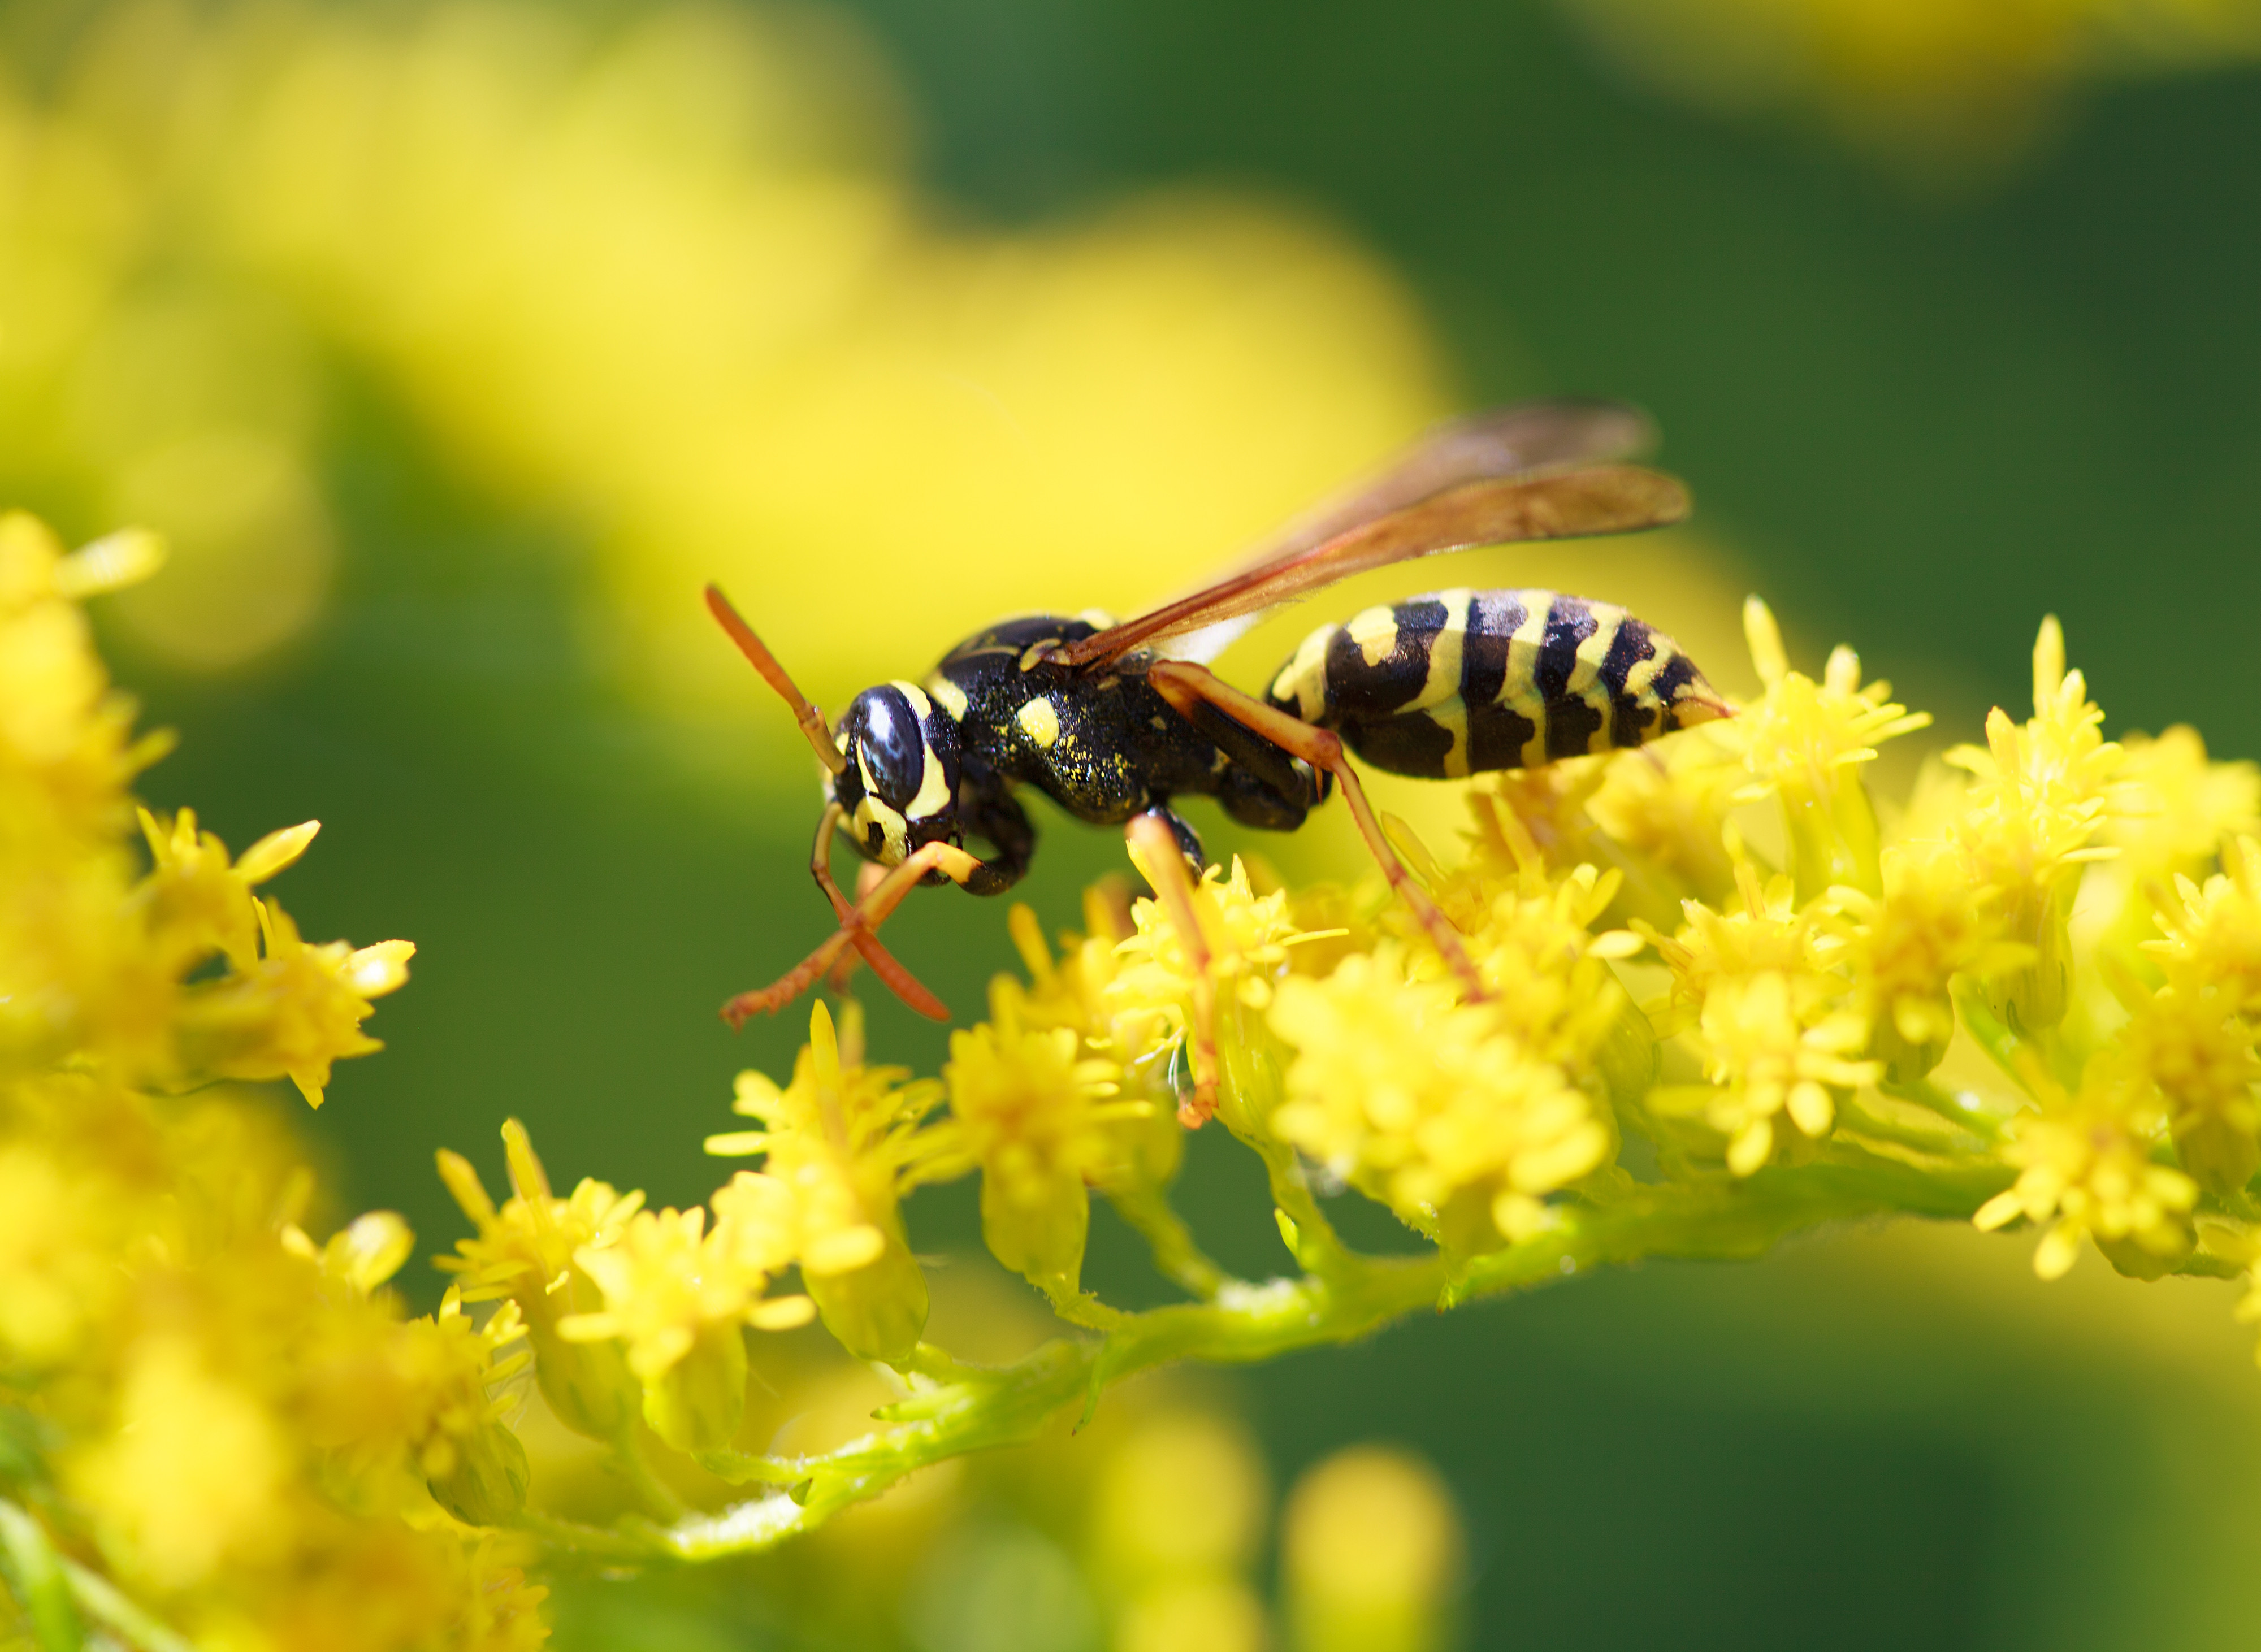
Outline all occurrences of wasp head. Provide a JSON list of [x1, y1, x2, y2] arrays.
[[829, 682, 962, 867]]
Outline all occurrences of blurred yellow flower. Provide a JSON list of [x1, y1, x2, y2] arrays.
[[1553, 0, 2261, 177], [1282, 1445, 1463, 1652], [71, 1333, 293, 1590], [0, 0, 1446, 699], [2105, 726, 2261, 884], [1093, 1411, 1272, 1652], [0, 509, 543, 1645], [2118, 983, 2261, 1196]]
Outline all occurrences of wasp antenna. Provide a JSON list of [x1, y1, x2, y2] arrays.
[[705, 583, 848, 775]]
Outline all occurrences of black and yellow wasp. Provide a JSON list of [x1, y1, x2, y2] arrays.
[[707, 399, 1728, 1116]]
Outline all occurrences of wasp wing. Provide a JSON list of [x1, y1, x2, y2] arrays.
[[1056, 400, 1688, 673], [1227, 398, 1657, 572]]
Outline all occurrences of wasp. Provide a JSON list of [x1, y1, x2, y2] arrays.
[[707, 400, 1730, 1119]]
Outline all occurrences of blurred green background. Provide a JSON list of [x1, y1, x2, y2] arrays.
[[6, 0, 2261, 1645]]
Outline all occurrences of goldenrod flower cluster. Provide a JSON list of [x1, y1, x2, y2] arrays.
[[0, 513, 543, 1650], [508, 588, 2261, 1443], [24, 494, 2261, 1617], [808, 589, 2261, 1313]]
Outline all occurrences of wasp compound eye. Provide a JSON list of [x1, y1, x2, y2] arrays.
[[843, 686, 925, 807]]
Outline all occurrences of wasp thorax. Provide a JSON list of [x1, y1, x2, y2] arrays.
[[830, 681, 960, 866]]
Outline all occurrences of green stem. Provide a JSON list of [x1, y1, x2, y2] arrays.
[[1235, 1128, 1361, 1277], [898, 1341, 988, 1385], [0, 1499, 79, 1652], [1105, 1182, 1235, 1299], [579, 1154, 2010, 1563], [609, 1425, 686, 1523], [0, 1501, 201, 1652], [1879, 1077, 2006, 1144], [508, 1508, 658, 1562], [60, 1558, 199, 1652]]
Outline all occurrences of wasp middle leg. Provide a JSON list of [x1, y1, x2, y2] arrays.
[[1124, 808, 1223, 1128], [1145, 659, 1485, 1000]]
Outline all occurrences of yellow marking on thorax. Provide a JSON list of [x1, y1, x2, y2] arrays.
[[891, 679, 933, 719], [1076, 608, 1118, 629], [1018, 638, 1061, 672], [1017, 695, 1062, 749], [1346, 604, 1400, 668], [925, 672, 969, 721]]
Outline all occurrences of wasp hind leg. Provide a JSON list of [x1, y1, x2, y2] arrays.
[[1124, 808, 1224, 1129], [1146, 659, 1484, 1001]]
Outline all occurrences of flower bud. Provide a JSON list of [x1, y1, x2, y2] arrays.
[[1869, 1014, 1947, 1089], [981, 1166, 1090, 1299], [642, 1323, 747, 1454], [1593, 984, 1657, 1115], [2175, 1112, 2261, 1200], [428, 1420, 530, 1527], [1782, 764, 1882, 905], [525, 1302, 640, 1442], [1112, 1084, 1184, 1191], [1990, 883, 2075, 1034], [2096, 1223, 2195, 1282], [805, 1229, 929, 1364]]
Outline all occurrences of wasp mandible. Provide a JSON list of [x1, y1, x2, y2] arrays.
[[707, 399, 1730, 1119]]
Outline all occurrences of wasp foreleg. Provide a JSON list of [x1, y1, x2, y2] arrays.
[[724, 838, 989, 1028], [1124, 809, 1222, 1129], [1145, 660, 1485, 1001], [795, 804, 944, 1014], [820, 861, 892, 996]]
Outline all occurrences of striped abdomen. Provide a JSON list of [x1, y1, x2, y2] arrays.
[[1264, 588, 1727, 779]]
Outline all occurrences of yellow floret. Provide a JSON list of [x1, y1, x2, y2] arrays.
[[1269, 949, 1612, 1251], [1974, 1091, 2198, 1281], [944, 985, 1144, 1294], [1658, 970, 1878, 1175], [1719, 597, 1930, 900], [704, 999, 946, 1360]]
